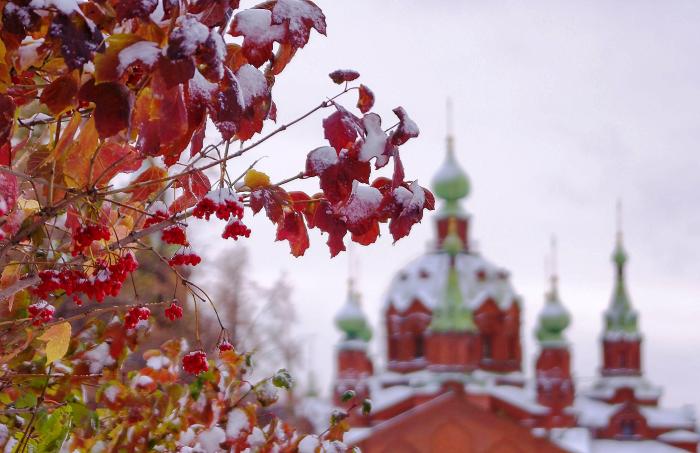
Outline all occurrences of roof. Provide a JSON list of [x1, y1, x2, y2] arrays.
[[384, 252, 519, 314], [584, 376, 662, 402]]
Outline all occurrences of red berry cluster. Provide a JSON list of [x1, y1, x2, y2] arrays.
[[222, 218, 251, 241], [28, 301, 55, 326], [124, 306, 150, 329], [168, 249, 201, 267], [164, 301, 183, 321], [182, 350, 208, 375], [144, 201, 169, 228], [193, 189, 244, 221], [161, 225, 188, 246], [218, 340, 234, 353], [71, 224, 111, 256], [33, 253, 139, 303]]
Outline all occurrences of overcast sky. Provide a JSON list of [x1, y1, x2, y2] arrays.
[[191, 0, 700, 412]]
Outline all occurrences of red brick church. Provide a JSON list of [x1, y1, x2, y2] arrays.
[[298, 134, 699, 452]]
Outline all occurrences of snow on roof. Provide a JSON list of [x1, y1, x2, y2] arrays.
[[573, 397, 621, 428], [657, 429, 700, 443], [370, 385, 416, 412], [584, 376, 662, 401], [550, 427, 592, 453], [640, 406, 696, 429], [591, 440, 688, 452], [384, 252, 519, 313], [486, 384, 549, 415]]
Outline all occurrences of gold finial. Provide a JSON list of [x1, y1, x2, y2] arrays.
[[446, 98, 454, 154]]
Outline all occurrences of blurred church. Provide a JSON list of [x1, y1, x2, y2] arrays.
[[296, 129, 699, 453]]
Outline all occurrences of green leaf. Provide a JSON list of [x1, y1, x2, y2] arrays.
[[39, 322, 71, 364], [362, 398, 372, 415], [341, 390, 355, 402], [15, 392, 37, 409], [272, 368, 292, 389]]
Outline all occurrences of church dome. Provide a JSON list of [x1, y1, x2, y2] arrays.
[[431, 149, 471, 203], [383, 252, 519, 314]]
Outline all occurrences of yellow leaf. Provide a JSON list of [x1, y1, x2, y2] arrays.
[[62, 117, 99, 188], [0, 262, 21, 311], [244, 169, 270, 189], [17, 198, 40, 214], [39, 322, 71, 364]]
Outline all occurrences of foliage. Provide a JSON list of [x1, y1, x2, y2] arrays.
[[0, 0, 433, 450]]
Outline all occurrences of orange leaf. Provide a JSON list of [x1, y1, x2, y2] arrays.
[[63, 116, 99, 188], [43, 111, 81, 165], [94, 34, 142, 84], [128, 166, 168, 202], [39, 71, 80, 115]]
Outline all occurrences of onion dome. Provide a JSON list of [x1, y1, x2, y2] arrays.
[[535, 275, 571, 345], [429, 219, 476, 332], [604, 232, 638, 336], [431, 143, 471, 218], [335, 281, 372, 342]]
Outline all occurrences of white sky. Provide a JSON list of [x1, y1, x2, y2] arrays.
[[191, 0, 700, 412]]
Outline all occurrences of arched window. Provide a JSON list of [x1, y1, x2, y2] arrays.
[[621, 419, 637, 438]]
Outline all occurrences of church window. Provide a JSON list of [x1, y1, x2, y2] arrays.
[[414, 334, 424, 358], [482, 335, 493, 359], [620, 419, 637, 438]]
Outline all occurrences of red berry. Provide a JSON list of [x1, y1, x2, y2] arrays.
[[183, 350, 209, 375], [161, 225, 188, 246], [71, 223, 111, 256], [124, 306, 150, 329], [193, 189, 244, 221], [218, 341, 234, 353], [168, 248, 201, 267], [164, 302, 183, 321], [144, 201, 170, 228], [222, 218, 251, 241], [28, 301, 55, 326]]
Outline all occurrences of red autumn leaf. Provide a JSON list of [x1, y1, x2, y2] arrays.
[[328, 69, 359, 84], [188, 0, 240, 27], [249, 186, 288, 223], [357, 84, 374, 114], [207, 69, 244, 140], [48, 13, 103, 70], [311, 199, 347, 257], [132, 73, 189, 164], [234, 64, 271, 140], [93, 35, 161, 84], [40, 72, 79, 115], [0, 170, 18, 216], [351, 221, 380, 246], [0, 95, 16, 147], [110, 0, 158, 20], [391, 149, 405, 188], [275, 210, 309, 257], [196, 31, 226, 82], [287, 191, 312, 214], [79, 80, 133, 139], [268, 0, 327, 48], [337, 181, 382, 242], [306, 146, 370, 204], [269, 42, 297, 76], [389, 106, 420, 146], [385, 182, 435, 242], [158, 56, 196, 88], [322, 105, 362, 152], [91, 141, 143, 187], [229, 8, 284, 67], [128, 166, 168, 202], [169, 170, 211, 214]]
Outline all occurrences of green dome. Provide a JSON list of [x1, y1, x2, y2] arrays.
[[535, 282, 571, 344], [335, 289, 372, 341], [432, 149, 470, 202]]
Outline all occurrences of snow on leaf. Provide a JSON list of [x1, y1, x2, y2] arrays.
[[167, 15, 209, 60], [357, 84, 374, 114], [230, 8, 285, 67], [390, 106, 419, 146], [328, 69, 359, 84], [187, 0, 239, 27], [3, 2, 40, 36], [117, 40, 161, 76], [196, 31, 226, 82], [39, 321, 71, 365], [305, 146, 338, 175], [207, 68, 244, 140], [48, 12, 103, 70], [270, 0, 326, 48], [338, 181, 381, 235], [385, 181, 435, 242], [358, 113, 387, 163]]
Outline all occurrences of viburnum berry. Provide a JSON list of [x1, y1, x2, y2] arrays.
[[161, 225, 188, 246], [164, 301, 183, 321], [168, 248, 201, 267], [71, 223, 111, 256], [124, 306, 150, 329], [193, 189, 244, 221], [182, 350, 208, 375], [218, 340, 234, 353], [222, 218, 251, 240], [28, 301, 55, 326], [144, 201, 169, 228]]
